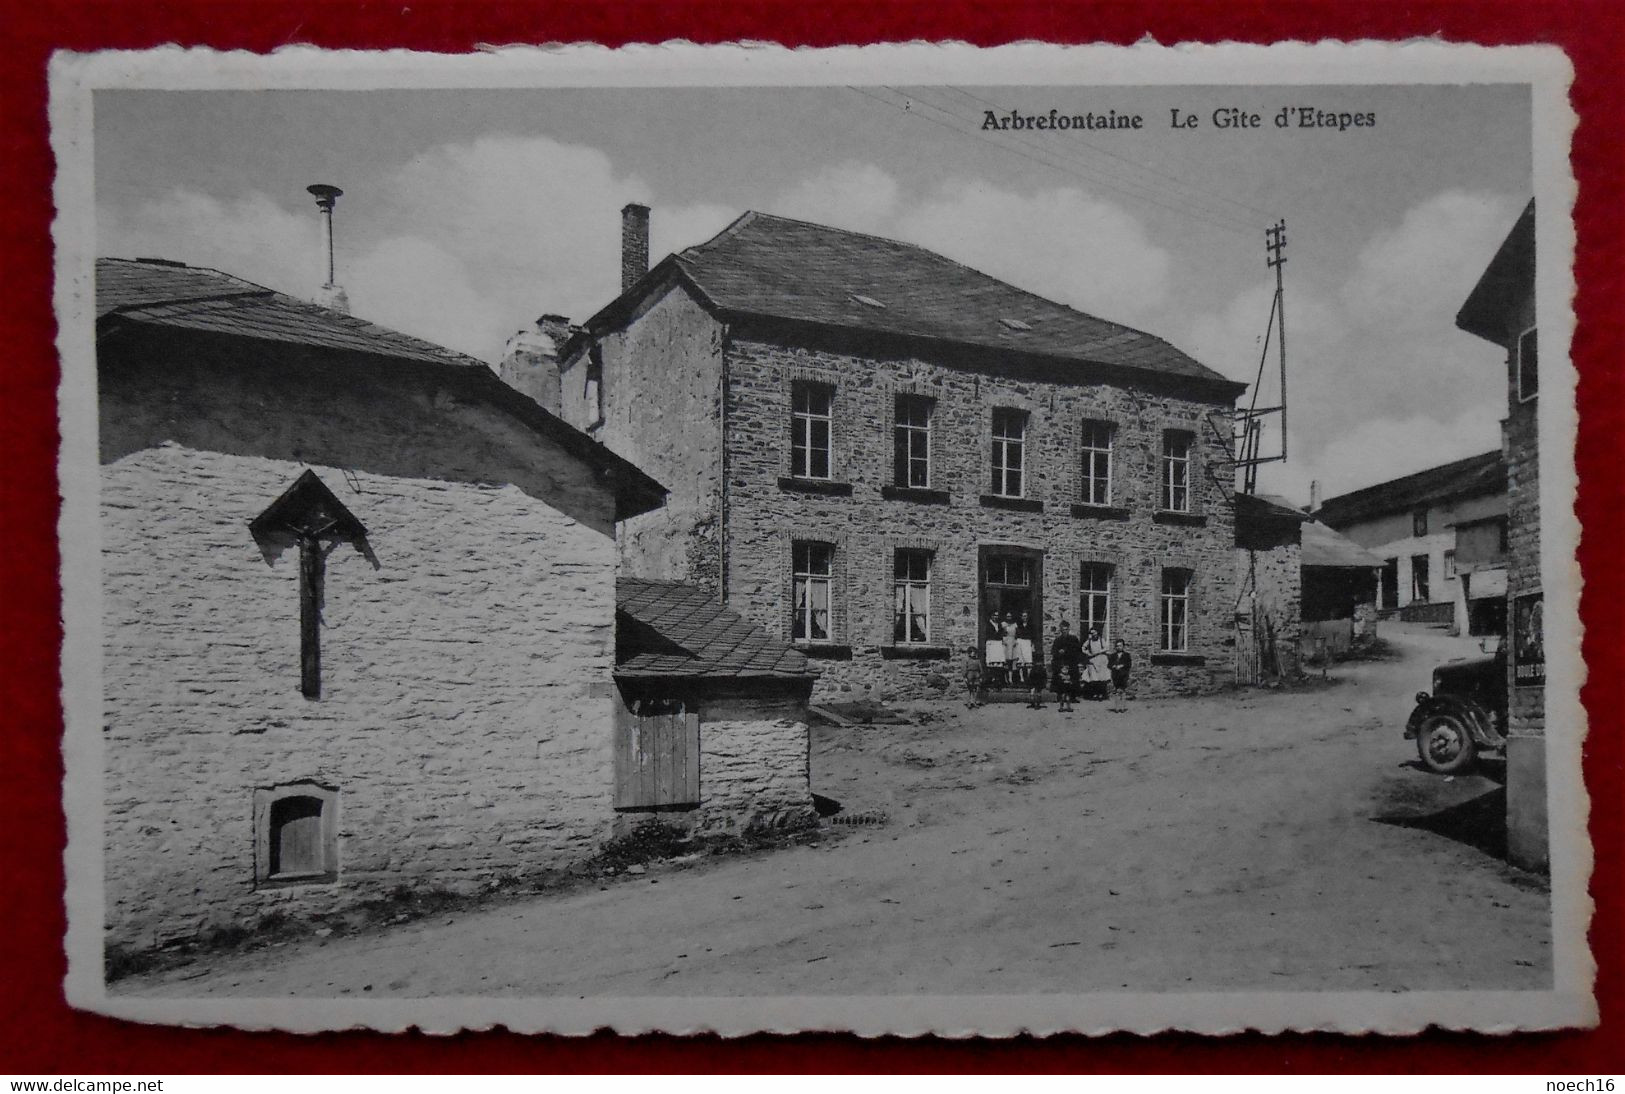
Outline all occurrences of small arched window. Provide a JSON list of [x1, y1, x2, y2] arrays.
[[254, 782, 339, 886]]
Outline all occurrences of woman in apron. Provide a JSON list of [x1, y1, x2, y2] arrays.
[[1081, 625, 1110, 700], [985, 611, 1008, 688]]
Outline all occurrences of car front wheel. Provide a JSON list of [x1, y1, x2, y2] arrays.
[[1416, 712, 1477, 775]]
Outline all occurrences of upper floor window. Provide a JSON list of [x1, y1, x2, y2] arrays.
[[1160, 569, 1192, 652], [894, 395, 933, 488], [792, 540, 835, 642], [1413, 509, 1429, 537], [1160, 431, 1193, 512], [990, 408, 1027, 498], [790, 382, 834, 480], [893, 549, 933, 645], [1080, 420, 1115, 506], [1518, 326, 1538, 402]]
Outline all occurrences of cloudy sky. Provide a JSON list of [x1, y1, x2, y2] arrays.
[[94, 83, 1532, 501]]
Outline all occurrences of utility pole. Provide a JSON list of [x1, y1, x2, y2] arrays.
[[1266, 219, 1288, 464]]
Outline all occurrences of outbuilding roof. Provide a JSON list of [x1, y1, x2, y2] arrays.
[[95, 257, 667, 521], [1313, 450, 1506, 530], [580, 211, 1245, 399], [97, 257, 485, 368], [616, 577, 812, 680], [1301, 520, 1384, 570]]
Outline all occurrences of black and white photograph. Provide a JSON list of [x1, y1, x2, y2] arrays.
[[51, 42, 1589, 1034]]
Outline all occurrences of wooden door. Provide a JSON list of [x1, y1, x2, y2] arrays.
[[614, 697, 701, 810]]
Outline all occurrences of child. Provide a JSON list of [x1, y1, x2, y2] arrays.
[[1027, 663, 1047, 710], [1107, 639, 1134, 711], [962, 646, 986, 708]]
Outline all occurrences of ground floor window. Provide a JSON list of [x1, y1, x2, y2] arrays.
[[792, 541, 835, 642], [1160, 569, 1192, 652], [254, 783, 339, 886], [893, 549, 932, 644], [1410, 553, 1431, 602], [1080, 562, 1112, 641]]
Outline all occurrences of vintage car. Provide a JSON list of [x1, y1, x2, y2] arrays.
[[1404, 647, 1508, 774]]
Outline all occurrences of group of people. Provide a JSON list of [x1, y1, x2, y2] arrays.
[[965, 614, 1133, 712]]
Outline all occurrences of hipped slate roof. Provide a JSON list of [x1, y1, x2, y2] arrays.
[[616, 577, 812, 680], [1301, 520, 1384, 570], [580, 212, 1245, 399], [97, 258, 484, 368], [95, 257, 667, 521], [1314, 450, 1506, 530]]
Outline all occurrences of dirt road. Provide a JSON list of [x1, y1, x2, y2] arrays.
[[124, 623, 1549, 997]]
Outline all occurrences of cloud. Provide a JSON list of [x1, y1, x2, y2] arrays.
[[1259, 406, 1503, 503], [1343, 190, 1520, 332], [895, 179, 1173, 324], [100, 189, 325, 298], [770, 161, 900, 234], [99, 136, 742, 362], [1191, 189, 1518, 505]]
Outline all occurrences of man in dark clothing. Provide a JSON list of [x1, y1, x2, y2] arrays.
[[1107, 639, 1134, 712], [1050, 621, 1083, 713]]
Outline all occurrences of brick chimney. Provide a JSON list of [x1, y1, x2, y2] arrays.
[[621, 203, 650, 294], [1308, 479, 1322, 513]]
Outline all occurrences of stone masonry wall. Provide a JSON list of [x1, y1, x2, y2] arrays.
[[100, 354, 621, 950], [1503, 288, 1542, 737], [694, 695, 815, 832], [1236, 543, 1303, 677], [721, 333, 1239, 701], [558, 283, 726, 593]]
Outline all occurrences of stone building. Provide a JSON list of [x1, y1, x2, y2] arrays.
[[1455, 200, 1543, 871], [96, 257, 668, 952], [1314, 450, 1508, 637], [614, 577, 817, 833], [1233, 492, 1384, 676], [532, 206, 1248, 700]]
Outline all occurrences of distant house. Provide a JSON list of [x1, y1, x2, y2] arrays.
[[1313, 451, 1508, 636], [615, 577, 817, 833], [1455, 199, 1543, 872], [515, 204, 1248, 700], [97, 257, 666, 952]]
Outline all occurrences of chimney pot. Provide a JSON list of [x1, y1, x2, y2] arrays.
[[621, 203, 650, 295]]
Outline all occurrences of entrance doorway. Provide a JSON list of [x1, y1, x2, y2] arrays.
[[978, 546, 1044, 687]]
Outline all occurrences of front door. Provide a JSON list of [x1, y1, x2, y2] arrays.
[[978, 546, 1044, 676]]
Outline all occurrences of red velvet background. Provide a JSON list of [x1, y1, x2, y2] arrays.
[[2, 0, 1620, 1073]]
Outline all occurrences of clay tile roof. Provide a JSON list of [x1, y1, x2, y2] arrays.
[[591, 211, 1244, 397], [1314, 450, 1507, 530], [616, 577, 812, 679], [96, 257, 485, 368]]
